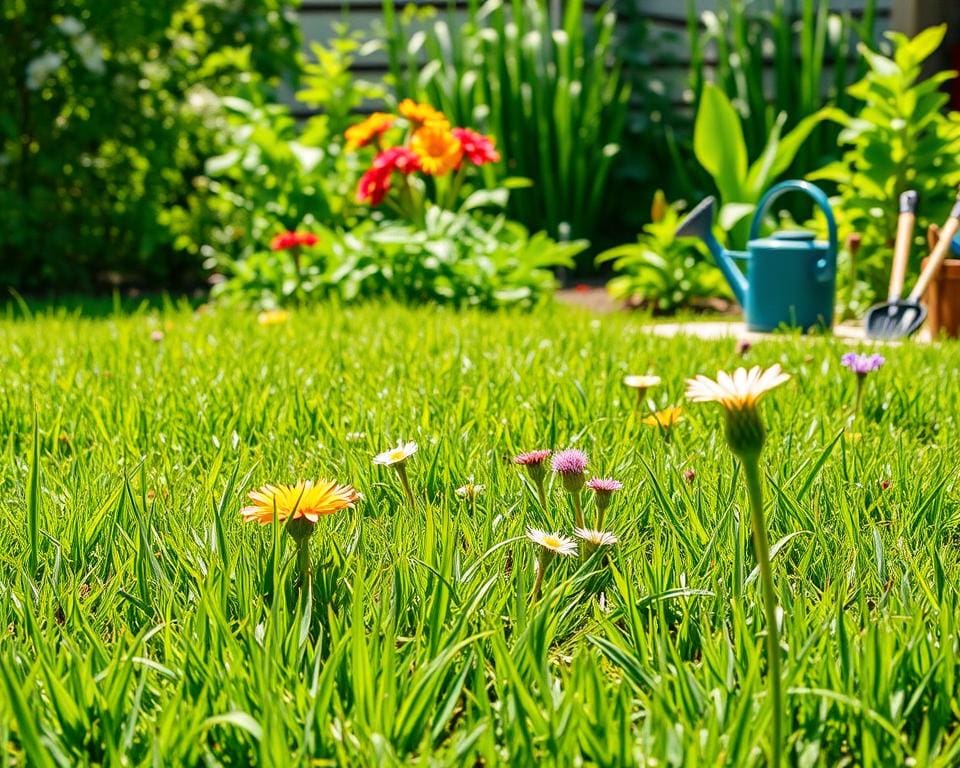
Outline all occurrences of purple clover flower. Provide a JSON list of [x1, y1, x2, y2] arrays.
[[552, 448, 588, 502], [587, 477, 621, 524], [514, 450, 551, 466], [551, 449, 588, 475], [586, 478, 622, 493], [514, 449, 551, 506], [841, 352, 885, 376]]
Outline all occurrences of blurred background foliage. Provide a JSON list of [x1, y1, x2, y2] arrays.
[[0, 0, 300, 293], [4, 0, 960, 314]]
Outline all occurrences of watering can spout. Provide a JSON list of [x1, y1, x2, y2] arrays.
[[676, 196, 748, 306]]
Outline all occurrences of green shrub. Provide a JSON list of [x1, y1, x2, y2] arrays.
[[692, 83, 829, 249], [597, 191, 729, 312], [0, 0, 299, 293], [211, 207, 586, 309], [683, 0, 878, 193], [811, 25, 960, 312]]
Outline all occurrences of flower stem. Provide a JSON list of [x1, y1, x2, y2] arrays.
[[531, 561, 545, 602], [636, 388, 647, 410], [295, 536, 312, 588], [395, 462, 416, 509], [743, 456, 782, 767], [536, 480, 548, 511], [571, 490, 584, 529]]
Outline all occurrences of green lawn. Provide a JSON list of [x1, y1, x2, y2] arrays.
[[1, 302, 959, 766]]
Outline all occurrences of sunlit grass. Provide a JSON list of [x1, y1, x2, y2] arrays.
[[1, 301, 959, 765]]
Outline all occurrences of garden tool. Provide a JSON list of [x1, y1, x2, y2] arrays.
[[676, 180, 837, 333], [865, 190, 960, 340], [864, 190, 917, 339]]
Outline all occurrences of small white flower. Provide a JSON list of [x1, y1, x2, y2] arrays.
[[372, 441, 417, 466], [345, 431, 367, 442], [685, 364, 790, 410], [455, 482, 485, 500], [72, 33, 105, 74], [574, 528, 619, 547], [26, 52, 63, 90], [58, 16, 85, 36], [623, 374, 661, 390], [526, 527, 578, 557]]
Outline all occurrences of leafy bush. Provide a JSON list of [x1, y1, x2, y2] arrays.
[[692, 83, 828, 248], [0, 0, 299, 293], [597, 191, 728, 312], [382, 0, 630, 248], [164, 32, 384, 272], [684, 0, 878, 189], [211, 208, 586, 309], [812, 25, 960, 310]]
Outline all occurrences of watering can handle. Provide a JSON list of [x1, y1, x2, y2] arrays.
[[750, 180, 838, 282]]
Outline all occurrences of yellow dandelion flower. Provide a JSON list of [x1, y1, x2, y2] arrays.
[[398, 98, 445, 126], [257, 309, 290, 326], [642, 406, 684, 429], [241, 480, 360, 525], [411, 122, 462, 176], [345, 112, 395, 150]]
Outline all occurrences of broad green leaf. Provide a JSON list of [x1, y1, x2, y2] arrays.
[[693, 83, 748, 203]]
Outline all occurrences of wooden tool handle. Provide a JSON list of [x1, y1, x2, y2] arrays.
[[889, 212, 915, 300], [910, 202, 960, 301]]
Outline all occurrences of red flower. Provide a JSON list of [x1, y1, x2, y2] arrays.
[[270, 231, 320, 251], [357, 167, 391, 206], [356, 148, 422, 206], [453, 128, 500, 166], [373, 146, 421, 175]]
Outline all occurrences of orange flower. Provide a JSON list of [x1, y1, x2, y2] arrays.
[[411, 122, 462, 176], [345, 112, 395, 150], [399, 99, 445, 126], [241, 480, 360, 525]]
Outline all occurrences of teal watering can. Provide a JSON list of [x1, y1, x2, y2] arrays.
[[677, 180, 838, 333]]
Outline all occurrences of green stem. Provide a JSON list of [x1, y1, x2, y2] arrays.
[[446, 164, 467, 210], [636, 388, 647, 410], [395, 463, 416, 509], [596, 499, 608, 531], [536, 479, 548, 511], [295, 536, 312, 588], [531, 561, 545, 602], [291, 246, 303, 302], [743, 456, 782, 768], [571, 490, 584, 529]]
